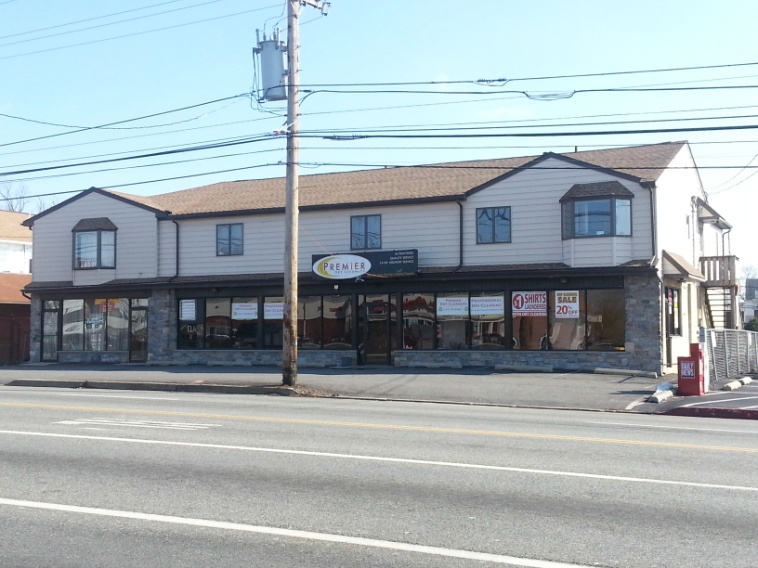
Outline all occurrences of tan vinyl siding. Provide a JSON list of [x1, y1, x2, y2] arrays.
[[464, 159, 652, 267], [173, 203, 461, 277], [158, 220, 177, 277], [31, 192, 158, 283]]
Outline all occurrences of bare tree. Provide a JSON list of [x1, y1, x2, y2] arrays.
[[0, 181, 30, 212], [0, 182, 47, 213]]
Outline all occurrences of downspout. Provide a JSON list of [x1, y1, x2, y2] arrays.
[[21, 290, 31, 301], [456, 201, 464, 271], [646, 182, 658, 266], [646, 181, 665, 373], [170, 219, 180, 279]]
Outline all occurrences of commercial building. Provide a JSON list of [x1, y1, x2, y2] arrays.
[[23, 142, 738, 374]]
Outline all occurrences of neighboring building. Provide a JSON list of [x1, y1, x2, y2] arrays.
[[743, 278, 758, 325], [0, 210, 32, 363], [22, 142, 738, 374]]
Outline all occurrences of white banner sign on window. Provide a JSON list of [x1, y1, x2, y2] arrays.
[[511, 291, 546, 317], [179, 299, 196, 321], [437, 296, 469, 316], [554, 291, 580, 319], [470, 296, 504, 316], [264, 302, 284, 320], [232, 302, 258, 320]]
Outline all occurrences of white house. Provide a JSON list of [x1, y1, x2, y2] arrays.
[[22, 141, 737, 374]]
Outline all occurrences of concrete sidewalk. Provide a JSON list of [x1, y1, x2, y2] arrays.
[[0, 363, 667, 414], [2, 363, 755, 418]]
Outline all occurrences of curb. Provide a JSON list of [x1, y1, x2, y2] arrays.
[[647, 389, 675, 403], [4, 379, 331, 397], [664, 406, 758, 420], [594, 367, 658, 379]]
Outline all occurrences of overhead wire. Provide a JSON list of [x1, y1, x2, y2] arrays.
[[0, 93, 250, 149], [0, 0, 229, 48], [0, 0, 188, 40], [295, 60, 758, 88], [0, 3, 283, 61]]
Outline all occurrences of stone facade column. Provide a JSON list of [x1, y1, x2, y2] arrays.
[[624, 275, 663, 373], [147, 289, 174, 362]]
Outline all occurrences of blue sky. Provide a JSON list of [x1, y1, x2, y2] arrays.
[[2, 0, 757, 272]]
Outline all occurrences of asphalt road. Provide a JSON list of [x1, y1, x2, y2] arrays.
[[1, 386, 757, 567]]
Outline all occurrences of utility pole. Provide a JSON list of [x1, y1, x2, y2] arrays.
[[282, 0, 328, 386]]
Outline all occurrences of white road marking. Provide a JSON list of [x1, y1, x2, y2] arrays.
[[1, 430, 756, 492], [0, 497, 598, 567], [682, 395, 758, 408], [586, 421, 758, 434], [53, 419, 220, 430]]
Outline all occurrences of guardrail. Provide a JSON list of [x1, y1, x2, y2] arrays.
[[700, 255, 737, 287], [706, 329, 758, 383]]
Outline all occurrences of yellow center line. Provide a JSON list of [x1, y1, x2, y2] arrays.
[[3, 401, 758, 453]]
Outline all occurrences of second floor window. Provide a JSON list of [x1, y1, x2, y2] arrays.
[[476, 207, 511, 244], [74, 230, 116, 269], [351, 215, 381, 250], [217, 223, 243, 256], [562, 198, 632, 239]]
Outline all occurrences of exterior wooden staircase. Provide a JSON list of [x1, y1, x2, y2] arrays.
[[700, 255, 740, 329]]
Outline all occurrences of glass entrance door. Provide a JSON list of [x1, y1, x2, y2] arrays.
[[130, 308, 148, 362], [358, 294, 396, 365], [41, 304, 60, 362]]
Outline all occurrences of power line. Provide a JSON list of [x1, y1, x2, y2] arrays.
[[295, 60, 758, 88], [0, 0, 229, 49], [0, 96, 246, 131], [9, 119, 758, 179], [0, 4, 282, 61], [299, 84, 758, 101], [0, 94, 249, 149], [317, 123, 758, 140], [0, 0, 188, 40], [0, 134, 276, 177]]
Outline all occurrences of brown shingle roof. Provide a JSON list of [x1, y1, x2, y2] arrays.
[[71, 217, 118, 231], [98, 141, 683, 217], [0, 210, 32, 242], [0, 273, 31, 304], [559, 181, 635, 202]]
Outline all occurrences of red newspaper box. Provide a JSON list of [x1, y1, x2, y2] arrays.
[[677, 353, 705, 396]]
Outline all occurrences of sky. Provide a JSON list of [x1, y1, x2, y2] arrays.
[[1, 0, 757, 274]]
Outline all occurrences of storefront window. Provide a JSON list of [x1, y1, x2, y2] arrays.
[[62, 299, 84, 351], [298, 296, 322, 349], [178, 299, 203, 349], [263, 296, 284, 348], [436, 293, 469, 349], [549, 291, 586, 350], [231, 297, 258, 349], [471, 293, 505, 349], [512, 291, 548, 350], [586, 289, 625, 350], [84, 299, 106, 351], [106, 298, 129, 351], [206, 298, 232, 349], [322, 295, 352, 348], [402, 293, 435, 349]]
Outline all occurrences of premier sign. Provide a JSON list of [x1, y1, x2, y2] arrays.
[[312, 250, 418, 280], [313, 254, 372, 279]]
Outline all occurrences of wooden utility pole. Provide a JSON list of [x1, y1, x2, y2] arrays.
[[282, 0, 300, 386], [282, 0, 326, 386]]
